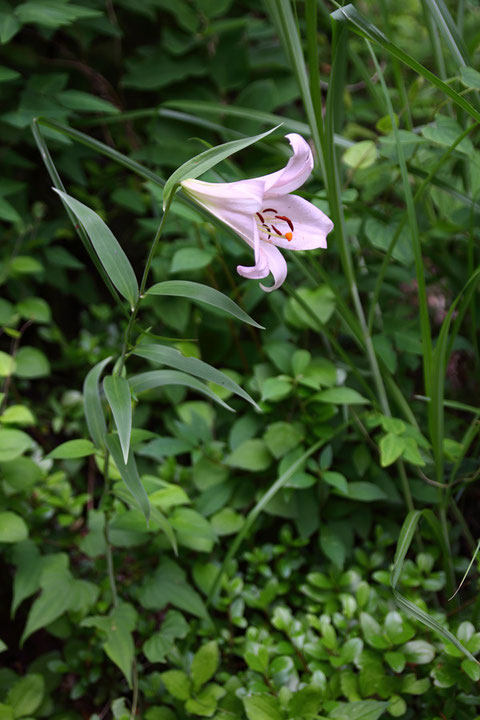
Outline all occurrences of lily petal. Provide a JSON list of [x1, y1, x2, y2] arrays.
[[181, 177, 264, 249], [259, 243, 288, 292], [260, 194, 333, 251], [262, 134, 314, 197]]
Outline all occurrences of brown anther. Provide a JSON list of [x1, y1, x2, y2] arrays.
[[256, 212, 265, 223], [262, 207, 278, 214], [275, 215, 294, 232], [271, 224, 282, 235]]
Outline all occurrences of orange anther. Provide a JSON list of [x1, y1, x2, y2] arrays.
[[285, 232, 293, 241]]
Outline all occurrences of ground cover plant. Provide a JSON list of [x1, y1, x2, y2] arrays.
[[1, 0, 480, 718]]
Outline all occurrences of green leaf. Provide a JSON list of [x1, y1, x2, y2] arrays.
[[191, 640, 219, 691], [320, 524, 346, 568], [347, 481, 388, 502], [170, 508, 216, 552], [385, 651, 406, 673], [210, 508, 244, 536], [343, 140, 377, 169], [106, 434, 150, 523], [401, 640, 435, 664], [0, 411, 27, 441], [284, 285, 336, 329], [422, 114, 474, 155], [163, 125, 278, 208], [143, 610, 188, 663], [139, 559, 208, 619], [261, 377, 292, 403], [161, 670, 191, 700], [83, 356, 112, 450], [129, 369, 234, 411], [103, 604, 136, 687], [21, 565, 75, 645], [225, 438, 272, 471], [133, 343, 259, 410], [6, 673, 44, 717], [53, 190, 139, 308], [104, 376, 132, 464], [328, 700, 389, 719], [15, 1, 102, 28], [170, 247, 214, 273], [48, 438, 96, 459], [461, 66, 480, 89], [185, 683, 225, 717], [147, 280, 263, 328], [0, 197, 21, 223], [243, 694, 284, 720], [0, 511, 28, 543], [11, 541, 41, 616], [0, 352, 15, 377], [14, 347, 50, 378], [57, 90, 119, 114], [0, 428, 31, 462], [360, 612, 389, 649], [314, 387, 370, 405], [264, 422, 303, 459], [379, 433, 406, 467], [0, 13, 21, 43], [16, 296, 51, 323], [288, 686, 323, 719], [322, 471, 348, 495]]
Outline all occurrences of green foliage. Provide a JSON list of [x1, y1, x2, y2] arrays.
[[2, 0, 480, 717]]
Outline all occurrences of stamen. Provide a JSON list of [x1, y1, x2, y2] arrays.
[[256, 212, 265, 223], [262, 207, 278, 214], [271, 224, 282, 235], [275, 215, 294, 232], [262, 223, 271, 239]]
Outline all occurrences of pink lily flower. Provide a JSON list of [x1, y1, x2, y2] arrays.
[[180, 133, 333, 292]]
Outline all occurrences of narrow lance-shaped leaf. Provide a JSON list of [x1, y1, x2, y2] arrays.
[[83, 356, 112, 450], [129, 370, 234, 412], [103, 376, 132, 464], [163, 125, 279, 209], [53, 189, 139, 308], [105, 435, 150, 523], [147, 280, 264, 329], [133, 343, 259, 410]]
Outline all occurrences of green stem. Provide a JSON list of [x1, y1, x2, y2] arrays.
[[117, 200, 172, 374], [397, 459, 415, 514], [439, 502, 456, 601], [130, 660, 139, 719], [102, 452, 119, 608]]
